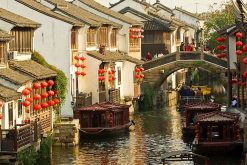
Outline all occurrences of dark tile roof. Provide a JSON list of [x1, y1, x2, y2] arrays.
[[185, 102, 221, 111], [144, 19, 173, 31], [77, 0, 142, 26], [153, 2, 173, 13], [87, 51, 144, 64], [0, 30, 13, 41], [0, 85, 21, 102], [44, 0, 122, 27], [9, 60, 57, 80], [195, 111, 239, 123], [0, 8, 41, 28], [0, 68, 33, 85], [217, 24, 237, 35], [16, 0, 84, 27]]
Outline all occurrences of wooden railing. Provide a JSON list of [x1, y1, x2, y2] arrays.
[[74, 92, 92, 119], [142, 51, 227, 71], [99, 91, 106, 103]]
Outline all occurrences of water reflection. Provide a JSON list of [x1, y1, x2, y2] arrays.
[[49, 106, 242, 165]]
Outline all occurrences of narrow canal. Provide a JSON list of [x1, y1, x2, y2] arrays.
[[43, 105, 243, 165]]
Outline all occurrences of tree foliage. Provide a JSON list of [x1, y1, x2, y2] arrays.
[[203, 2, 235, 51]]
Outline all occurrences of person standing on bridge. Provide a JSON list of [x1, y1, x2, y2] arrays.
[[164, 46, 169, 55], [146, 52, 153, 61], [186, 43, 192, 51], [180, 42, 185, 51]]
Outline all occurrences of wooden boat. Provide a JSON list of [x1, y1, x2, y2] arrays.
[[192, 111, 242, 154], [182, 102, 221, 136], [76, 102, 132, 137]]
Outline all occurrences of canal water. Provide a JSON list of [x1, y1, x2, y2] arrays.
[[45, 106, 242, 165]]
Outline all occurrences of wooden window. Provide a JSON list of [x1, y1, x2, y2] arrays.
[[176, 28, 181, 41], [8, 102, 13, 128], [117, 66, 121, 85], [0, 42, 6, 64], [142, 31, 154, 44], [87, 28, 96, 47], [9, 27, 33, 53], [129, 31, 139, 48], [98, 26, 108, 47], [18, 101, 22, 118], [163, 32, 171, 53], [111, 29, 117, 48], [154, 31, 163, 44], [71, 28, 78, 50]]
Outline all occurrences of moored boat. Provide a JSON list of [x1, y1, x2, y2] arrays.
[[182, 102, 221, 136], [76, 102, 132, 137], [192, 111, 242, 154]]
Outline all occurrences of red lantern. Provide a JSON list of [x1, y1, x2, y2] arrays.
[[41, 102, 49, 109], [243, 45, 247, 51], [216, 37, 226, 43], [241, 82, 247, 87], [53, 98, 60, 104], [25, 109, 30, 113], [98, 77, 102, 81], [111, 68, 116, 73], [33, 83, 41, 89], [135, 75, 140, 79], [41, 81, 48, 88], [33, 94, 41, 100], [236, 50, 243, 55], [25, 98, 32, 104], [74, 55, 80, 60], [48, 100, 55, 106], [112, 76, 116, 80], [24, 118, 30, 123], [22, 89, 30, 96], [243, 58, 247, 65], [108, 70, 112, 74], [41, 92, 49, 99], [102, 77, 105, 81], [34, 104, 41, 111], [135, 68, 140, 72], [48, 80, 54, 87], [216, 45, 226, 50], [236, 41, 243, 47], [0, 114, 3, 120], [48, 90, 55, 96], [81, 64, 86, 68], [140, 74, 145, 78], [216, 53, 226, 58], [108, 78, 112, 82], [81, 72, 86, 76], [22, 100, 31, 107], [236, 32, 243, 38], [75, 71, 81, 76], [244, 71, 247, 78], [80, 56, 86, 61], [140, 67, 145, 72], [26, 87, 32, 93], [231, 79, 238, 84], [75, 63, 80, 68]]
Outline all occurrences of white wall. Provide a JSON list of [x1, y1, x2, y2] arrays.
[[111, 0, 147, 14], [173, 10, 199, 27], [122, 61, 136, 97], [229, 35, 237, 70], [0, 0, 74, 117]]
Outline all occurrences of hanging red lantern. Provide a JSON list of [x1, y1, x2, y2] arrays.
[[53, 98, 60, 105], [111, 68, 116, 73], [48, 80, 54, 87], [216, 53, 226, 58], [231, 79, 238, 84], [140, 67, 145, 72], [236, 32, 243, 38], [243, 58, 247, 65], [81, 72, 86, 76], [135, 68, 140, 72], [25, 109, 30, 113], [243, 45, 247, 51], [140, 35, 144, 38], [41, 102, 49, 109], [34, 104, 41, 111], [41, 92, 49, 99], [216, 45, 226, 50], [48, 100, 55, 106], [108, 70, 112, 74], [33, 83, 41, 89], [241, 82, 247, 87], [236, 50, 243, 55], [81, 64, 86, 68], [75, 63, 80, 68], [24, 118, 30, 123], [112, 76, 116, 80], [22, 100, 31, 107], [75, 71, 81, 76], [41, 81, 48, 88], [25, 98, 33, 104], [135, 75, 140, 79], [74, 55, 80, 60], [140, 74, 145, 78], [22, 89, 30, 96], [98, 77, 102, 81], [48, 90, 55, 96], [0, 114, 3, 120], [80, 56, 86, 61], [236, 41, 243, 47], [243, 71, 247, 78], [33, 94, 41, 100], [26, 87, 32, 93], [216, 37, 226, 43], [108, 77, 112, 82]]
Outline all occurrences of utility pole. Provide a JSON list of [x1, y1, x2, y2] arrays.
[[195, 2, 198, 14]]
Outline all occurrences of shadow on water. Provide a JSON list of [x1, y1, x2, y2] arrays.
[[44, 106, 243, 165]]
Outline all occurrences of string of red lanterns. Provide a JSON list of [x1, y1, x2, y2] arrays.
[[98, 68, 106, 84], [74, 54, 86, 77], [215, 36, 226, 59], [135, 66, 145, 84], [108, 67, 116, 83]]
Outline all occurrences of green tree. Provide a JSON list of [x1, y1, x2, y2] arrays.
[[203, 2, 235, 51]]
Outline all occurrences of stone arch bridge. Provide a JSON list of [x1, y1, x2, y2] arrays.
[[142, 51, 228, 88]]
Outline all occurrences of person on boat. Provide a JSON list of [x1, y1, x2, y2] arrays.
[[231, 97, 237, 108], [196, 87, 203, 97]]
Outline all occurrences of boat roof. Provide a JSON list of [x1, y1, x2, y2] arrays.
[[184, 102, 221, 111], [76, 102, 130, 112], [195, 111, 240, 123]]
